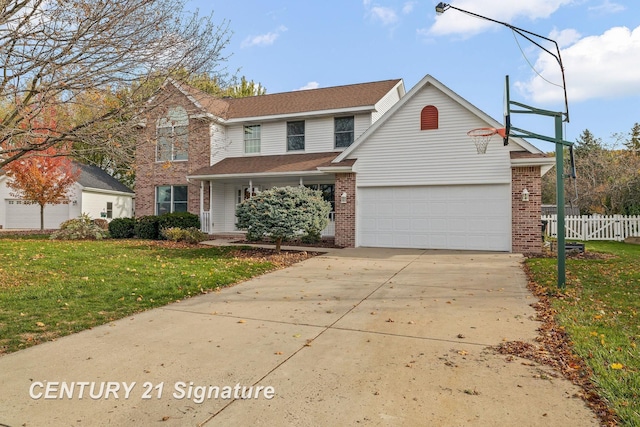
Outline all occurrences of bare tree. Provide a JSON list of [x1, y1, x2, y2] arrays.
[[0, 0, 231, 168], [543, 128, 640, 214]]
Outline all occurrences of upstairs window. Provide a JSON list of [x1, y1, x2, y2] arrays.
[[287, 120, 305, 151], [244, 125, 261, 154], [334, 116, 354, 148], [420, 105, 438, 130], [157, 106, 189, 161]]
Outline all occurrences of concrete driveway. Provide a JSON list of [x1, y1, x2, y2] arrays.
[[0, 248, 598, 426]]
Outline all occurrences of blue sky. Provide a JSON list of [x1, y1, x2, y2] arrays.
[[187, 0, 639, 149]]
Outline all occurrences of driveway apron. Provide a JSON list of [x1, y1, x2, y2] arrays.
[[0, 248, 598, 426]]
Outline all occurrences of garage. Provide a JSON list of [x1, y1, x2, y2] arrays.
[[357, 184, 511, 251], [4, 200, 70, 229]]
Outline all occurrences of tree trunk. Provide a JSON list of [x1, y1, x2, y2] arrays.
[[40, 204, 45, 230], [275, 237, 282, 253]]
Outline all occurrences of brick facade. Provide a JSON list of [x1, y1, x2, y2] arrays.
[[135, 85, 211, 217], [334, 173, 356, 248], [511, 166, 543, 254]]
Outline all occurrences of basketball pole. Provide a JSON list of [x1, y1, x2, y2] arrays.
[[436, 3, 572, 290], [507, 94, 573, 290]]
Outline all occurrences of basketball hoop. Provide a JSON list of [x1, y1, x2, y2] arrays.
[[466, 127, 506, 154]]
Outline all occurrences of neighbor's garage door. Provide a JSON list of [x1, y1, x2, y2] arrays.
[[5, 200, 69, 229], [358, 185, 511, 251]]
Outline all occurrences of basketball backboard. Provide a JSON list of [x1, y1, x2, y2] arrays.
[[503, 75, 511, 146]]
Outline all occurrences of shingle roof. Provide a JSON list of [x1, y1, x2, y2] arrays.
[[1, 162, 133, 194], [189, 152, 355, 177], [175, 79, 403, 120], [75, 163, 134, 194]]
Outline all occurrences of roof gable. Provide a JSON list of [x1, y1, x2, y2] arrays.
[[335, 74, 542, 162]]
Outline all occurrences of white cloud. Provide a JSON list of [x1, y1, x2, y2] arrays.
[[241, 26, 288, 48], [402, 2, 417, 14], [369, 6, 398, 26], [549, 28, 582, 48], [588, 0, 626, 14], [428, 0, 575, 37], [297, 82, 320, 91], [516, 25, 640, 104]]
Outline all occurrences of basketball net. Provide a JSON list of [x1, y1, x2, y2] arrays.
[[466, 128, 506, 154]]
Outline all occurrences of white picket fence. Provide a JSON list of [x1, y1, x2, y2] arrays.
[[542, 215, 640, 241]]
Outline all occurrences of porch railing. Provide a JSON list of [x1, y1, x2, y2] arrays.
[[321, 212, 335, 237], [201, 211, 211, 234]]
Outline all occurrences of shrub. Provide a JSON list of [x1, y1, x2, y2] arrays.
[[93, 218, 109, 230], [300, 229, 322, 244], [108, 217, 136, 239], [134, 215, 161, 240], [161, 227, 208, 244], [51, 213, 108, 240], [236, 186, 331, 252], [158, 212, 200, 230]]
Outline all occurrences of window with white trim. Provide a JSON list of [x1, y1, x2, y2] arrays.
[[334, 116, 354, 148], [156, 106, 189, 161], [287, 120, 305, 151], [244, 125, 261, 154], [156, 185, 188, 215]]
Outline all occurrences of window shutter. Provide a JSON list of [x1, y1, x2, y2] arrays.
[[420, 105, 438, 130]]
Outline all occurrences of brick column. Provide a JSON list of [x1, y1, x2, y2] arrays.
[[512, 166, 543, 254], [334, 173, 356, 248]]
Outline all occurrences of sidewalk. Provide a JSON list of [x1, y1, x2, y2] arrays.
[[0, 248, 598, 426]]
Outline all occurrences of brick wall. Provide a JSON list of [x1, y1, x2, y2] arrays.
[[512, 166, 543, 254], [135, 84, 211, 217], [334, 173, 356, 248]]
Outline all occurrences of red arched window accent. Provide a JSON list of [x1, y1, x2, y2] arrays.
[[420, 105, 438, 130]]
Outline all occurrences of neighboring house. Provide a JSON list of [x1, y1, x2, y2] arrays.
[[0, 163, 134, 229], [135, 75, 554, 253]]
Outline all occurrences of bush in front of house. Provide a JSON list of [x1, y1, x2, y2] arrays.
[[134, 215, 161, 240], [161, 227, 208, 244], [236, 186, 331, 252], [108, 217, 137, 239], [158, 212, 201, 230], [92, 218, 109, 231], [51, 213, 108, 240]]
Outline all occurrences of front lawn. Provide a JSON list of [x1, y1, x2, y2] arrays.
[[526, 241, 640, 426], [0, 237, 311, 355]]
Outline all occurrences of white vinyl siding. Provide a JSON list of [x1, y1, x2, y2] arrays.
[[349, 84, 511, 187], [358, 185, 511, 251], [81, 191, 134, 220], [213, 113, 374, 159], [372, 83, 403, 123]]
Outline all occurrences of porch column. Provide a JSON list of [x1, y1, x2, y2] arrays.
[[334, 173, 356, 248], [209, 180, 214, 233], [199, 182, 204, 217]]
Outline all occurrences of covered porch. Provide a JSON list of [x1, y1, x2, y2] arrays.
[[187, 152, 356, 239]]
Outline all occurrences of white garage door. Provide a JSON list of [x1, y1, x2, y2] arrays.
[[358, 185, 511, 251], [5, 200, 70, 229]]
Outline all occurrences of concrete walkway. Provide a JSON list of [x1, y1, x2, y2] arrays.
[[0, 248, 598, 426]]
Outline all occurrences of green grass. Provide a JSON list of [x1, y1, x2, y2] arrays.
[[527, 241, 640, 425], [0, 237, 278, 355]]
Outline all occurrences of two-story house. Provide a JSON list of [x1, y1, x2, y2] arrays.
[[135, 75, 553, 253]]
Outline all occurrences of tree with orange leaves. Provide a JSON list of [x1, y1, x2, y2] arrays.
[[4, 102, 79, 230], [5, 147, 79, 230]]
